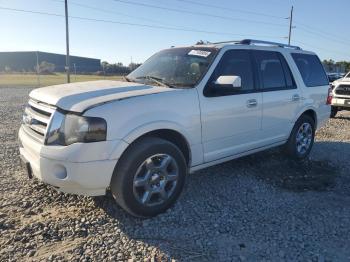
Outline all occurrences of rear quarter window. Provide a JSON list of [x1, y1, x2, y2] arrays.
[[291, 53, 329, 87]]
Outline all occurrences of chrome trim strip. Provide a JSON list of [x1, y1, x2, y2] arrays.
[[25, 107, 50, 124], [28, 99, 55, 114], [28, 123, 46, 135], [22, 125, 45, 144]]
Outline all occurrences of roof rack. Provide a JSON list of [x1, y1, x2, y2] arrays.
[[240, 39, 301, 50], [210, 40, 241, 45], [212, 39, 302, 50]]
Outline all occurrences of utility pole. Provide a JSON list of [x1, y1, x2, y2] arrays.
[[73, 63, 77, 81], [35, 51, 41, 87], [65, 0, 71, 83], [288, 6, 294, 45]]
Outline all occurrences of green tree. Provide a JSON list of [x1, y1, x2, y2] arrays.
[[35, 61, 55, 74]]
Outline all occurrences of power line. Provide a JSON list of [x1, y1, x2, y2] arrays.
[[294, 21, 350, 43], [167, 0, 350, 49], [112, 0, 350, 49], [113, 0, 288, 28], [173, 0, 286, 19], [293, 40, 349, 57], [52, 0, 174, 26], [55, 1, 285, 39], [2, 4, 347, 59], [0, 6, 284, 39], [296, 26, 350, 47]]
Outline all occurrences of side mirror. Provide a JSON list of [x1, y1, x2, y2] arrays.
[[214, 75, 242, 89]]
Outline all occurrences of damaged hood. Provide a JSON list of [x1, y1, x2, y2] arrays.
[[29, 80, 174, 112]]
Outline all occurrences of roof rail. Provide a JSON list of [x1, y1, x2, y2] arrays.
[[239, 39, 302, 50], [211, 40, 241, 45]]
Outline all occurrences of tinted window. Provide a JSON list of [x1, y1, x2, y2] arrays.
[[291, 53, 329, 87], [206, 50, 254, 96], [254, 51, 289, 90]]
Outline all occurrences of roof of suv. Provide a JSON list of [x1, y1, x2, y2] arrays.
[[190, 39, 314, 55]]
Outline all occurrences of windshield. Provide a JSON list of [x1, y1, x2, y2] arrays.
[[346, 72, 350, 78], [127, 47, 218, 88]]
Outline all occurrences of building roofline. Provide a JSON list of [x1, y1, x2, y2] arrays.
[[0, 51, 100, 61]]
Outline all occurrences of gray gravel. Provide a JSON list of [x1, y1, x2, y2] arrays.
[[1, 86, 350, 262]]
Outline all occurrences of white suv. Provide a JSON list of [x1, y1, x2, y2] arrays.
[[19, 40, 331, 217], [330, 71, 350, 117]]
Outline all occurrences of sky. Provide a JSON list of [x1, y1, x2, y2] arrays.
[[0, 0, 349, 65]]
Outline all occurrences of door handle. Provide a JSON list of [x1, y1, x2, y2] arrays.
[[291, 94, 300, 102], [246, 99, 258, 108]]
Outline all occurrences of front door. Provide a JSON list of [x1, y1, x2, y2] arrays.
[[199, 49, 263, 163]]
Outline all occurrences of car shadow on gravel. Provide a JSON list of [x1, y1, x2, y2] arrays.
[[95, 141, 345, 218], [234, 147, 338, 192], [89, 142, 346, 261]]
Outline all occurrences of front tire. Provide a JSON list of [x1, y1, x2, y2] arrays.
[[285, 115, 315, 159], [110, 137, 187, 218]]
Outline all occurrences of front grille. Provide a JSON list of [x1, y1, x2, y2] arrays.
[[335, 85, 350, 96], [22, 99, 56, 143]]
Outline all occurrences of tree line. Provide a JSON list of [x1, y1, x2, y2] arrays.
[[100, 61, 141, 75], [323, 59, 350, 73], [1, 61, 141, 75]]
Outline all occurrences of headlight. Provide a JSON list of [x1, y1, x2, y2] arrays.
[[46, 112, 107, 146]]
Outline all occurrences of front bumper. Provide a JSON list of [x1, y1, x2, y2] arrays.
[[18, 126, 128, 196]]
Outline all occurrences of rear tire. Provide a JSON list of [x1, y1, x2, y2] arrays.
[[110, 137, 187, 218], [285, 114, 315, 160], [330, 106, 338, 118]]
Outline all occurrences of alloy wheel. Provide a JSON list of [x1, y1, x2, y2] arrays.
[[133, 154, 179, 207], [296, 122, 313, 155]]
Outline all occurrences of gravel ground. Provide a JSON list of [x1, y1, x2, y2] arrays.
[[1, 86, 350, 262]]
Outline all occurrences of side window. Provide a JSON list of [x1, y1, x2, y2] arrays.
[[291, 53, 329, 87], [205, 50, 255, 96], [254, 50, 293, 91]]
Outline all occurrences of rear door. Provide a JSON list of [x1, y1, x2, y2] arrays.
[[253, 50, 301, 143]]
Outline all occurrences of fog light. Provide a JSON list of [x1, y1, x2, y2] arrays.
[[53, 164, 67, 180]]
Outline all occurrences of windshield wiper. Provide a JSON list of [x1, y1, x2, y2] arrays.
[[136, 75, 175, 88]]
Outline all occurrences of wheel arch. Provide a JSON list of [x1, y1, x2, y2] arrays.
[[302, 109, 317, 126], [294, 107, 318, 127], [110, 122, 193, 168], [129, 129, 192, 167], [287, 108, 317, 142]]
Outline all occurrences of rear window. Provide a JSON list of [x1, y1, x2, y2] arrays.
[[291, 53, 329, 87]]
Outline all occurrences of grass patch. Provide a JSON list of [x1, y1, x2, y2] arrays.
[[0, 73, 123, 87]]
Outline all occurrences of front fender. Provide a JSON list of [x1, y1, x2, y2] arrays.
[[108, 121, 195, 160], [122, 120, 193, 145]]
